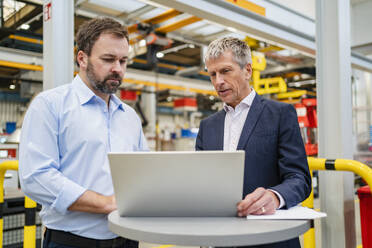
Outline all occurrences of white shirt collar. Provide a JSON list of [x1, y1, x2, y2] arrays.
[[223, 89, 256, 112]]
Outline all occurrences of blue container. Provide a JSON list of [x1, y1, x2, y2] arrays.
[[6, 122, 16, 134], [181, 128, 198, 138]]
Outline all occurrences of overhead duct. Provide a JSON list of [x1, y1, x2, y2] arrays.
[[175, 45, 206, 77]]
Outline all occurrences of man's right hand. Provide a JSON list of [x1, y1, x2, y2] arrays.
[[68, 190, 117, 214], [236, 187, 279, 216]]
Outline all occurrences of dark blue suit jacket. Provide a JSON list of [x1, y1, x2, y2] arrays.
[[196, 94, 311, 248]]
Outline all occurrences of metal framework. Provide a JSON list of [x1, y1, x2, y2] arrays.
[[149, 0, 372, 72]]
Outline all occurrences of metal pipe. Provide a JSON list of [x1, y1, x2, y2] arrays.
[[302, 157, 372, 248]]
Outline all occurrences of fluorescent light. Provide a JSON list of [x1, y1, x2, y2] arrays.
[[156, 52, 164, 58], [9, 84, 16, 90], [139, 39, 146, 47], [20, 24, 30, 30], [227, 26, 237, 32]]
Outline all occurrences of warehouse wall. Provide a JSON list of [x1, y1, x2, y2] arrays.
[[0, 101, 23, 133]]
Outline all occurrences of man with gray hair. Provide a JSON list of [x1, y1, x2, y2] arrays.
[[196, 37, 311, 248]]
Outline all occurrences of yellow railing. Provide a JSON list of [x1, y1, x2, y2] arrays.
[[302, 157, 372, 248], [0, 160, 37, 248], [2, 158, 370, 248]]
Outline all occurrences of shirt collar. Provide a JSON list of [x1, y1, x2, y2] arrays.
[[72, 75, 96, 105], [110, 93, 125, 112], [72, 75, 125, 112], [223, 89, 256, 112]]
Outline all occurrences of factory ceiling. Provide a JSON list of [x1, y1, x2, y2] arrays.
[[0, 0, 325, 95]]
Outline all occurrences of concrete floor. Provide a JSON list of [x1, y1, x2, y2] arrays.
[[140, 196, 363, 248]]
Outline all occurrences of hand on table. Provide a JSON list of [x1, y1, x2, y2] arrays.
[[236, 187, 280, 216]]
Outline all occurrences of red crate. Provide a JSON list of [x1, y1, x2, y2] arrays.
[[120, 90, 137, 101], [357, 186, 372, 248], [174, 98, 197, 108]]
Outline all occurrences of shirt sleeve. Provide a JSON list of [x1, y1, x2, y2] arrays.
[[268, 189, 286, 209], [19, 96, 86, 215]]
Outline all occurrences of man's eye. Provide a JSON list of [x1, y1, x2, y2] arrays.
[[120, 59, 127, 64], [103, 58, 114, 62], [222, 69, 230, 73]]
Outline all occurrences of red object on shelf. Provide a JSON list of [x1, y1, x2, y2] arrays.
[[305, 144, 318, 156], [7, 149, 16, 158], [294, 98, 318, 156], [120, 90, 137, 101], [357, 186, 372, 248], [174, 98, 197, 107], [174, 98, 197, 111]]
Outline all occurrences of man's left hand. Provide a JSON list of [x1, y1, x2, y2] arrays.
[[236, 187, 279, 216]]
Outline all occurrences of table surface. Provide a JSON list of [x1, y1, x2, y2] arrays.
[[108, 211, 310, 247]]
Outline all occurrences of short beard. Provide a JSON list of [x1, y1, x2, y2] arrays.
[[86, 60, 122, 94]]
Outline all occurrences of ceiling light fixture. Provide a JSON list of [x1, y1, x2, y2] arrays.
[[156, 52, 164, 58], [159, 43, 196, 56], [227, 27, 237, 32], [139, 39, 146, 47], [20, 24, 30, 30], [9, 84, 16, 90]]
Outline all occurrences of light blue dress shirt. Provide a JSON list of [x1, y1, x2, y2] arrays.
[[19, 75, 148, 239]]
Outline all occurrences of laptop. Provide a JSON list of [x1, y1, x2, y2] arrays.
[[108, 151, 245, 217]]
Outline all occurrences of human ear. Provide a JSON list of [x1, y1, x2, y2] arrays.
[[245, 63, 252, 79], [77, 51, 88, 69]]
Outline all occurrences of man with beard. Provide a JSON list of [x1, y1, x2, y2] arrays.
[[19, 18, 147, 248]]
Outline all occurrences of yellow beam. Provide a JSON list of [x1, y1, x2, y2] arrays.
[[128, 9, 182, 34], [224, 0, 265, 16], [132, 58, 209, 77], [8, 35, 43, 45], [0, 60, 43, 71], [258, 45, 283, 53], [144, 9, 182, 25], [0, 59, 211, 95], [155, 16, 202, 33], [277, 90, 308, 99], [124, 78, 217, 96], [279, 99, 301, 104]]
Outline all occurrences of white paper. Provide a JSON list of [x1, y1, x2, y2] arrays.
[[246, 206, 327, 220]]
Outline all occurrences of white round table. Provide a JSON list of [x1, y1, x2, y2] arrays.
[[108, 211, 310, 247]]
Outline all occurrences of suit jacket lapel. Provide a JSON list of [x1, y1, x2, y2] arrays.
[[215, 110, 226, 150], [237, 94, 265, 150]]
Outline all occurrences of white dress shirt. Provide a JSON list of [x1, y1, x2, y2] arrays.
[[223, 89, 285, 208]]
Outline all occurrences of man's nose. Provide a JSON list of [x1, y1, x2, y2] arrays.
[[111, 60, 123, 74], [215, 73, 224, 86]]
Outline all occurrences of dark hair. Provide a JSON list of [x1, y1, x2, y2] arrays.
[[75, 17, 129, 67]]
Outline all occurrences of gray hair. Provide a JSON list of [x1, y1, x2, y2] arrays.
[[204, 37, 252, 68]]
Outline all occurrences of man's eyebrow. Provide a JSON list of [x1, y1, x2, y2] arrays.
[[100, 54, 128, 59], [100, 54, 116, 57]]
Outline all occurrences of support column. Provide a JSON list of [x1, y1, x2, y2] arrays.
[[0, 0, 3, 28], [316, 0, 356, 247], [141, 86, 157, 148], [43, 0, 74, 90]]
